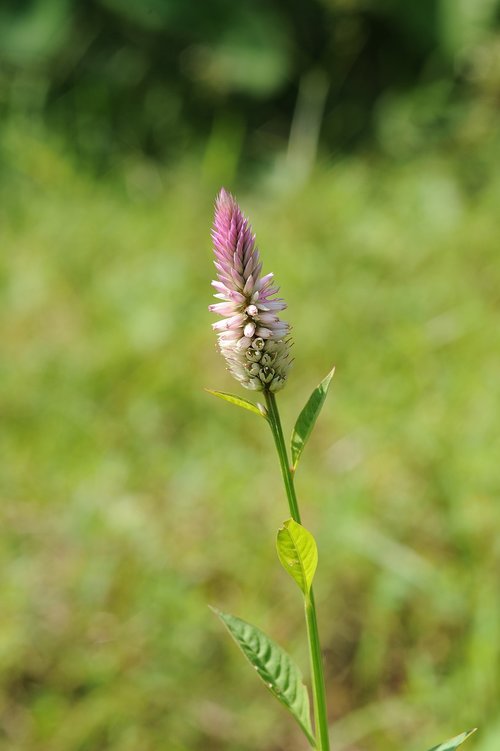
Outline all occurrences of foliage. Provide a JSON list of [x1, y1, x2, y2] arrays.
[[212, 609, 315, 745], [427, 729, 477, 751], [205, 390, 266, 419], [291, 367, 335, 471], [1, 0, 500, 167], [1, 124, 499, 751], [276, 519, 318, 596]]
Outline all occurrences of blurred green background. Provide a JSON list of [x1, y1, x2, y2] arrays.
[[1, 1, 500, 750]]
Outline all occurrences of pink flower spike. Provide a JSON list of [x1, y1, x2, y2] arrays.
[[209, 189, 292, 392]]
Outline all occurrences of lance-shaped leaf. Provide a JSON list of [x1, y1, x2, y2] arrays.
[[276, 518, 318, 595], [427, 729, 477, 751], [205, 389, 266, 418], [211, 609, 314, 745], [291, 367, 335, 470]]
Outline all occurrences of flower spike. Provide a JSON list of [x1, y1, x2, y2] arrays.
[[209, 189, 292, 391]]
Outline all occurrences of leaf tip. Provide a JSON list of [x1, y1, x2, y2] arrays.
[[322, 365, 336, 390], [208, 604, 222, 617], [428, 727, 478, 751]]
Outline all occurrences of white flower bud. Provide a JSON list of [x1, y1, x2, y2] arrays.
[[244, 321, 256, 338]]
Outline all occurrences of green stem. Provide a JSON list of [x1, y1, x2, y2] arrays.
[[304, 591, 329, 750], [264, 391, 301, 523], [264, 391, 331, 751]]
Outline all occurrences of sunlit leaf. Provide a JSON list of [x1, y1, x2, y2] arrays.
[[211, 608, 314, 745], [427, 728, 477, 751], [206, 389, 266, 418], [291, 367, 335, 470], [276, 518, 318, 595]]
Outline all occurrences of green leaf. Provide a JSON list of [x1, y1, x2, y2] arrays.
[[427, 729, 477, 751], [276, 518, 318, 595], [211, 608, 314, 745], [205, 389, 266, 418], [291, 367, 335, 470]]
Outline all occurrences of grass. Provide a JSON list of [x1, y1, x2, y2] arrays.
[[1, 122, 499, 751]]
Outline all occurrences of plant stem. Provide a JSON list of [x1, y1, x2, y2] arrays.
[[264, 390, 331, 751], [264, 391, 301, 524], [304, 591, 329, 750]]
